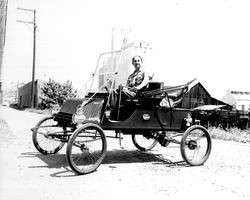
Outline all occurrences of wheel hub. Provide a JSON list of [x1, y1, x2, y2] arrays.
[[188, 140, 197, 150], [44, 132, 51, 139], [80, 144, 89, 152]]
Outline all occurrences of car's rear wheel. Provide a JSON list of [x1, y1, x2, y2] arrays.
[[132, 133, 158, 151], [32, 116, 66, 154]]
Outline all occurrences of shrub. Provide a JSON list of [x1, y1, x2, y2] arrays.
[[40, 79, 77, 110]]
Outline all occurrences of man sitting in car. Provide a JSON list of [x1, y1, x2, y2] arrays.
[[122, 55, 151, 97], [108, 55, 152, 120]]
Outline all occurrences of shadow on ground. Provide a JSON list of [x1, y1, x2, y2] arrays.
[[19, 149, 187, 177]]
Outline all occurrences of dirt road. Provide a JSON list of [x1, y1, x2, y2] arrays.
[[0, 106, 250, 200]]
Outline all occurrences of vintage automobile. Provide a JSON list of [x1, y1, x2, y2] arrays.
[[31, 52, 212, 175]]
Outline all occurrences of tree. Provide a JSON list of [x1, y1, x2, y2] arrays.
[[40, 79, 77, 110]]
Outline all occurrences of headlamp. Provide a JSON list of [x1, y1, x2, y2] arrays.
[[72, 113, 86, 124], [142, 113, 150, 121]]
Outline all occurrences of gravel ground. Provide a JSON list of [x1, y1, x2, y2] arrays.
[[0, 106, 250, 200]]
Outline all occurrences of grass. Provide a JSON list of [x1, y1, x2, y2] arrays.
[[209, 127, 250, 143]]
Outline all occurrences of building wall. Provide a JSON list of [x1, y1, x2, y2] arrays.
[[18, 82, 32, 107], [222, 90, 250, 111], [18, 80, 44, 108]]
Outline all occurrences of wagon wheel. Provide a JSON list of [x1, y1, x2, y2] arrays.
[[66, 123, 107, 175], [180, 125, 212, 166], [32, 116, 67, 155], [132, 133, 158, 151]]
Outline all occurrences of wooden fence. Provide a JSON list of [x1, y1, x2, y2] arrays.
[[193, 109, 249, 129]]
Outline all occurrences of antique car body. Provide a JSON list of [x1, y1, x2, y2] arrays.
[[31, 52, 212, 175]]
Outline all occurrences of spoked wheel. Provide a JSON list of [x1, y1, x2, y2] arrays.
[[32, 116, 67, 154], [132, 133, 158, 151], [181, 125, 212, 166], [66, 123, 107, 175]]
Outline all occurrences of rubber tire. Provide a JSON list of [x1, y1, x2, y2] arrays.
[[66, 123, 107, 175], [132, 133, 158, 151], [180, 125, 212, 166], [32, 116, 66, 155]]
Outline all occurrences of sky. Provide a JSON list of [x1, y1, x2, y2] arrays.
[[2, 0, 250, 99]]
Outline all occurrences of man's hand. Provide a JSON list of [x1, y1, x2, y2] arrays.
[[118, 84, 123, 90]]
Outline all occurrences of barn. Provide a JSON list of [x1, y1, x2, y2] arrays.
[[177, 81, 249, 128], [178, 81, 231, 109]]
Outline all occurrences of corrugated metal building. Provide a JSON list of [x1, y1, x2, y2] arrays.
[[18, 79, 45, 108]]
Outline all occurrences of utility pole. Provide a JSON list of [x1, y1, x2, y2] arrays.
[[0, 0, 8, 105], [17, 7, 37, 108]]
